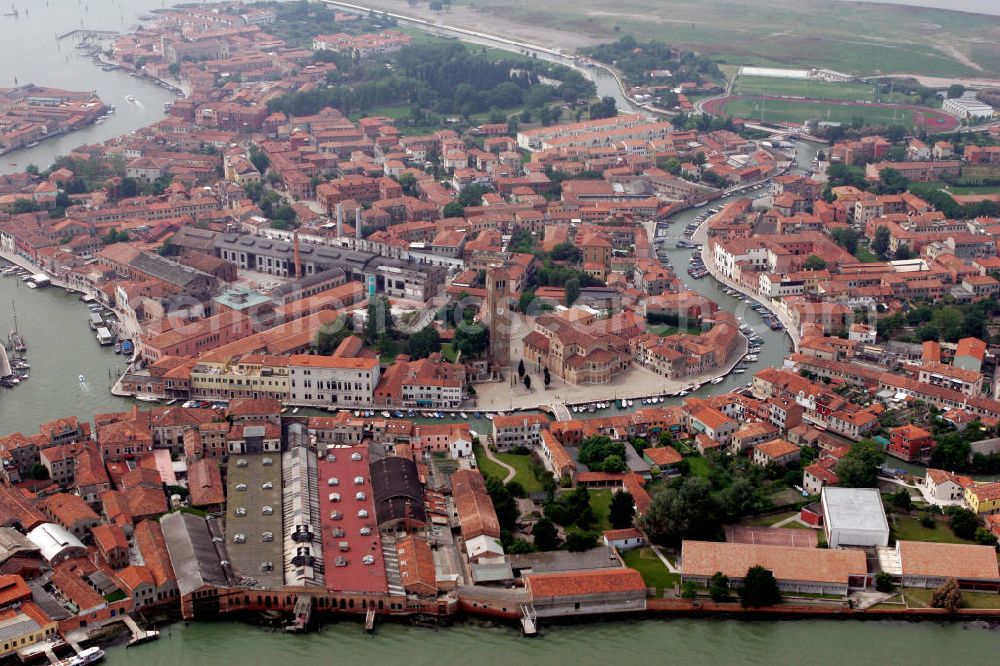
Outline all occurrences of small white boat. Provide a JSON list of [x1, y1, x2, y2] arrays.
[[460, 412, 468, 419], [79, 375, 86, 383], [353, 410, 361, 417], [679, 390, 690, 397], [292, 407, 300, 414], [381, 410, 391, 418], [135, 395, 159, 403], [711, 377, 725, 385], [126, 94, 135, 103]]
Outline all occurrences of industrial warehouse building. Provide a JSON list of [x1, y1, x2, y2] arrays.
[[821, 487, 890, 549], [680, 540, 868, 595]]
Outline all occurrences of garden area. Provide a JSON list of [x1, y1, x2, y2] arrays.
[[621, 547, 679, 596]]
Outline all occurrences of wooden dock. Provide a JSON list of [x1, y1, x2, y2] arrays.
[[123, 615, 160, 647], [56, 29, 118, 41], [364, 608, 376, 633], [284, 595, 314, 633], [519, 604, 537, 636]]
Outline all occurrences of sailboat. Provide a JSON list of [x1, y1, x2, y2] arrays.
[[0, 344, 12, 379], [9, 301, 25, 352]]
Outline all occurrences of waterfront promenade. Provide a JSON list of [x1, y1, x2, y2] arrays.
[[693, 219, 802, 351]]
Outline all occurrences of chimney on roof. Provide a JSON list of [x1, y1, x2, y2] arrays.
[[355, 207, 362, 240], [335, 203, 343, 238], [292, 229, 302, 280]]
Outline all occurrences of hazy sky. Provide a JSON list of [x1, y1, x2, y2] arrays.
[[847, 0, 1000, 17]]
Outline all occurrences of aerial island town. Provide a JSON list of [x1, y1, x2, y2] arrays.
[[0, 0, 1000, 662]]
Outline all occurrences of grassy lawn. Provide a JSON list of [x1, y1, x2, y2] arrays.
[[472, 442, 546, 492], [588, 489, 614, 532], [741, 511, 798, 527], [735, 76, 880, 102], [621, 547, 679, 596], [440, 342, 458, 362], [853, 246, 881, 263], [495, 451, 545, 493], [904, 587, 1000, 610], [684, 455, 713, 480], [921, 181, 1000, 195], [473, 441, 509, 481], [892, 516, 975, 545], [647, 323, 700, 337]]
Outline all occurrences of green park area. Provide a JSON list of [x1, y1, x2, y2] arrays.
[[473, 442, 545, 493], [621, 546, 679, 596], [892, 516, 977, 546]]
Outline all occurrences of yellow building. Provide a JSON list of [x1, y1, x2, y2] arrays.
[[190, 354, 290, 401], [964, 482, 1000, 515], [0, 603, 57, 660]]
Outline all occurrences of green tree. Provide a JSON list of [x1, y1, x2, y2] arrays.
[[485, 476, 519, 531], [314, 322, 352, 355], [248, 145, 270, 174], [975, 527, 999, 546], [872, 226, 890, 258], [929, 578, 962, 611], [835, 439, 885, 488], [550, 242, 582, 263], [831, 227, 859, 255], [681, 581, 698, 599], [564, 278, 581, 306], [578, 436, 626, 470], [709, 572, 731, 602], [565, 531, 598, 552], [609, 490, 635, 529], [29, 463, 49, 480], [946, 84, 966, 99], [532, 518, 560, 551], [947, 507, 979, 540], [638, 477, 722, 545], [740, 566, 781, 608], [454, 323, 488, 357], [364, 296, 395, 344], [443, 201, 465, 218], [406, 325, 442, 360], [875, 571, 895, 593], [803, 255, 826, 271]]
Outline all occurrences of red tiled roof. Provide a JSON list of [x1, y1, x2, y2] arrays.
[[525, 568, 646, 598]]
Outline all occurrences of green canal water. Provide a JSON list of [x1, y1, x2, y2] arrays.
[[101, 616, 997, 665]]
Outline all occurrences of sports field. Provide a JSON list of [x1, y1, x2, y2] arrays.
[[704, 95, 959, 131], [734, 76, 880, 102]]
